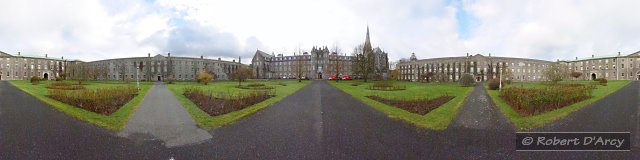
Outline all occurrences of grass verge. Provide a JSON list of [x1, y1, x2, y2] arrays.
[[331, 80, 473, 130], [487, 80, 631, 130], [9, 80, 152, 131], [166, 80, 310, 129]]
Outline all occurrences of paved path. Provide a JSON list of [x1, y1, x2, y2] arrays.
[[1, 80, 638, 159], [0, 81, 170, 159], [118, 82, 211, 147]]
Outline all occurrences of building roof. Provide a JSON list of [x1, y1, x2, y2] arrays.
[[256, 49, 273, 58]]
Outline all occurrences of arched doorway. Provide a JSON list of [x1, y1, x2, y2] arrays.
[[317, 72, 322, 79], [637, 71, 640, 80], [591, 73, 596, 80], [43, 73, 49, 80], [157, 75, 161, 81]]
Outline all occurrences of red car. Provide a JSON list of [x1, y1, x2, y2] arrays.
[[328, 75, 338, 80], [340, 75, 353, 80]]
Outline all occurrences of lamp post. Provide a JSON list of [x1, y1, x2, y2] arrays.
[[499, 64, 502, 90], [136, 66, 140, 90]]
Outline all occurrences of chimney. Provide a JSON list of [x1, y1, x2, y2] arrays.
[[200, 55, 203, 59], [62, 56, 64, 60], [489, 53, 491, 57], [592, 54, 594, 58], [238, 56, 241, 63], [218, 57, 221, 60], [233, 59, 235, 62], [575, 57, 578, 60], [168, 52, 171, 57], [618, 52, 621, 56], [466, 53, 469, 57], [18, 52, 20, 56], [148, 53, 150, 57], [45, 54, 47, 58]]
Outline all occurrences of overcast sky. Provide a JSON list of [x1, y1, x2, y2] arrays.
[[1, 0, 639, 64]]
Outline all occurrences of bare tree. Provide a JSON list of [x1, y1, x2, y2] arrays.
[[292, 47, 305, 82], [543, 63, 569, 84], [352, 43, 375, 82], [331, 45, 344, 82]]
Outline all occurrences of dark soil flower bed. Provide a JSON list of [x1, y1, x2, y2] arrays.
[[366, 95, 455, 115], [46, 82, 85, 90], [499, 84, 596, 116], [47, 86, 138, 115], [183, 87, 275, 116]]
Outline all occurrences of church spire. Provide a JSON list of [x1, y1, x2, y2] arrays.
[[365, 25, 370, 44]]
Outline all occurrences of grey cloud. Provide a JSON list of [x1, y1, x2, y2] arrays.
[[145, 20, 260, 61]]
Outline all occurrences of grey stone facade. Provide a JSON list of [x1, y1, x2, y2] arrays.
[[398, 53, 554, 82], [398, 51, 640, 82], [562, 51, 640, 80], [0, 51, 78, 80], [85, 53, 244, 81]]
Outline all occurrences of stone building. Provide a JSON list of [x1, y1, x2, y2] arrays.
[[562, 51, 640, 80], [85, 53, 244, 81], [0, 51, 79, 80], [397, 53, 554, 82], [250, 27, 389, 79]]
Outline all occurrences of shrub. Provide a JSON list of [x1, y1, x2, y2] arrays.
[[499, 84, 596, 116], [459, 74, 475, 87], [570, 71, 583, 79], [367, 81, 406, 91], [30, 76, 41, 85], [597, 78, 607, 85], [47, 86, 138, 115], [351, 83, 360, 86], [183, 87, 275, 116], [46, 82, 85, 90], [166, 77, 175, 84], [487, 78, 505, 90], [198, 71, 214, 85]]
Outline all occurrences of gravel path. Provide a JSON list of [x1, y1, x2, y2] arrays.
[[118, 82, 211, 148]]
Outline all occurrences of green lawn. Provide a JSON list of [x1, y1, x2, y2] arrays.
[[487, 80, 631, 130], [330, 80, 473, 130], [166, 80, 310, 129], [9, 80, 153, 131]]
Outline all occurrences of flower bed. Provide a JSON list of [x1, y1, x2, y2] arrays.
[[46, 82, 85, 90], [183, 87, 275, 116], [366, 95, 455, 115], [47, 86, 138, 115], [366, 81, 406, 91], [236, 83, 275, 90], [499, 84, 596, 116]]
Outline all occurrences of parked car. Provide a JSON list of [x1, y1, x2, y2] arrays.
[[340, 75, 353, 80], [328, 75, 338, 80]]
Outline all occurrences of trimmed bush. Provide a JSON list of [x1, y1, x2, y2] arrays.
[[488, 78, 505, 90], [30, 76, 41, 85], [499, 84, 596, 116], [459, 74, 475, 87], [595, 78, 607, 86]]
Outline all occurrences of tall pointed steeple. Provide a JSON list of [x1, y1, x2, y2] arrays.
[[365, 25, 371, 45], [363, 25, 373, 55]]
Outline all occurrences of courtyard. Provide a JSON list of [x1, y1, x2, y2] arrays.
[[0, 79, 638, 159]]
